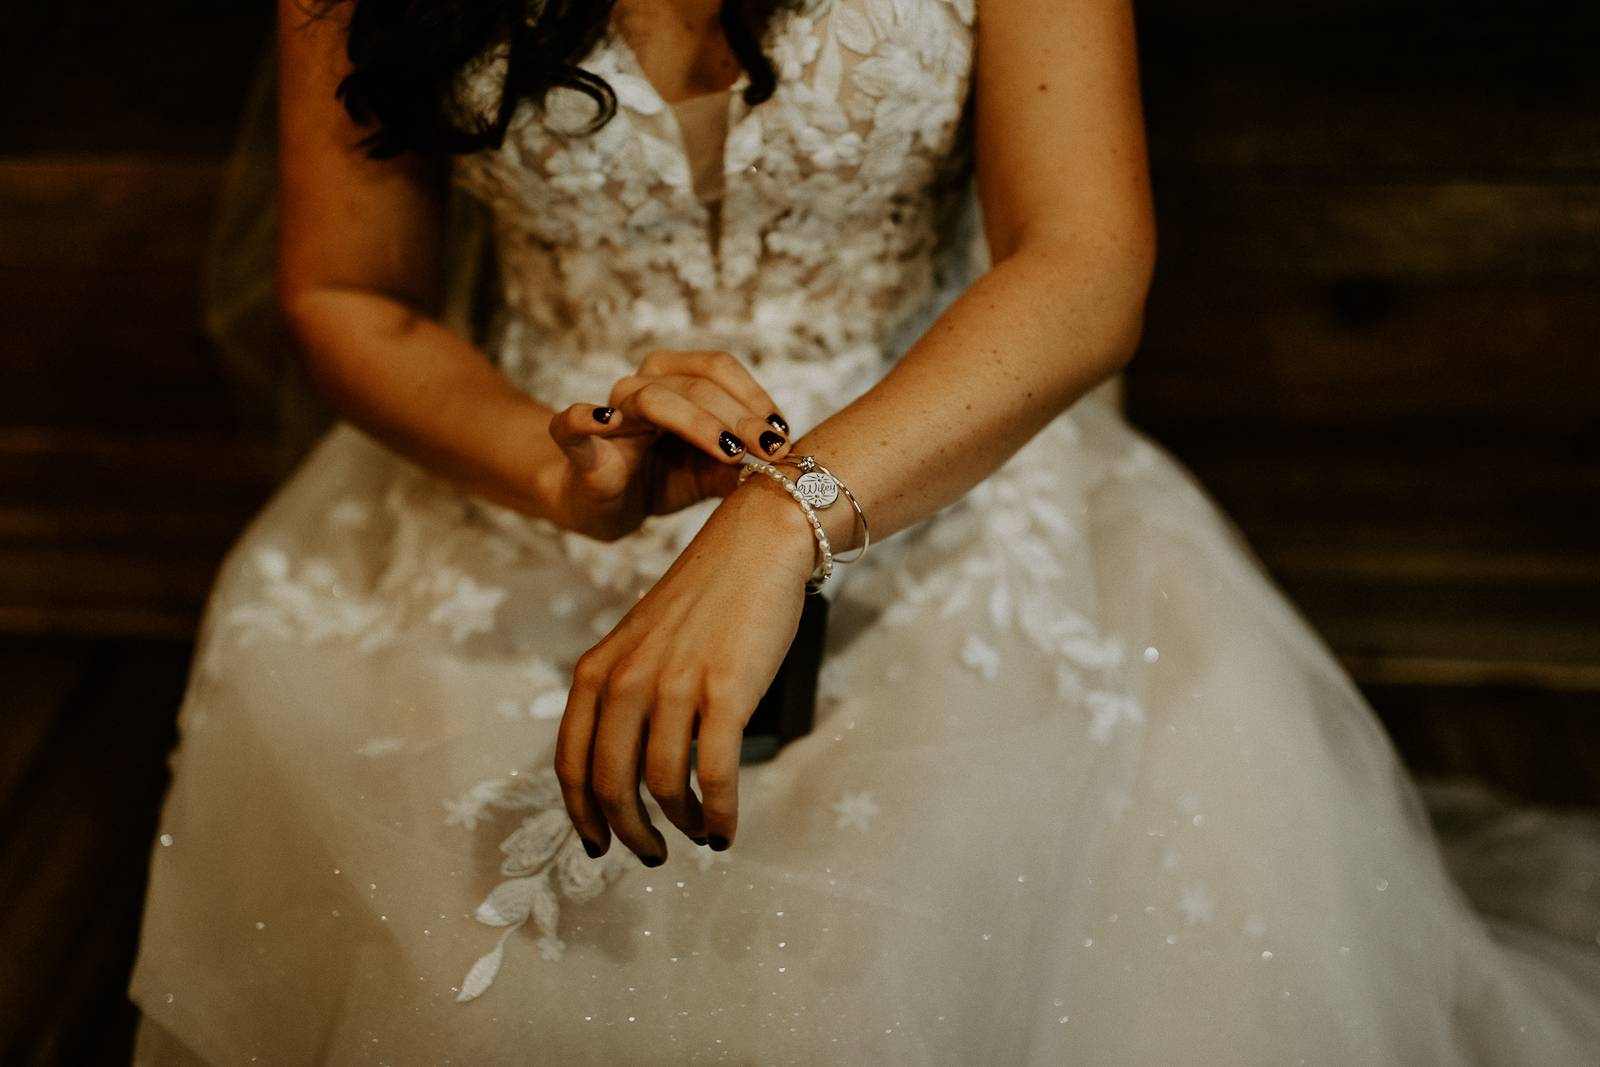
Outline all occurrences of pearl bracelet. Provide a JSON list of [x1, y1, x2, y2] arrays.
[[737, 459, 833, 594], [774, 455, 870, 564]]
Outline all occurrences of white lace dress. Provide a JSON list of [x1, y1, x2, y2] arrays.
[[129, 0, 1600, 1062]]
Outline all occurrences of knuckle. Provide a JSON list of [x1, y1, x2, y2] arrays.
[[591, 767, 634, 807], [695, 762, 733, 796], [604, 654, 652, 701], [701, 669, 743, 710], [643, 764, 683, 805], [638, 349, 668, 374], [633, 381, 668, 411], [684, 378, 722, 407], [655, 665, 697, 706], [553, 749, 587, 791], [609, 375, 643, 405], [571, 651, 609, 691]]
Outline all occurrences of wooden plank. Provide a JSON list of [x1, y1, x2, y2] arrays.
[[0, 639, 186, 1064], [0, 605, 205, 643], [0, 371, 256, 436], [0, 157, 224, 271], [0, 639, 92, 814], [0, 7, 268, 153], [0, 545, 229, 626], [0, 429, 276, 507], [1371, 683, 1600, 805], [1145, 75, 1600, 175], [1139, 1, 1600, 85], [1134, 282, 1600, 424], [1284, 577, 1600, 668], [1152, 180, 1600, 279], [0, 266, 215, 374]]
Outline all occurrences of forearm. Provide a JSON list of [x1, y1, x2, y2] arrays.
[[283, 286, 567, 518], [776, 238, 1154, 553]]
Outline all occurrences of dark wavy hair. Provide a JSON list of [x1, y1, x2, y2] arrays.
[[313, 0, 808, 159]]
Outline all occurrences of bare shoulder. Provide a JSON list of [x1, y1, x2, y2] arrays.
[[275, 0, 447, 312]]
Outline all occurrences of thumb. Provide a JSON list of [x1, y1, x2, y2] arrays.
[[549, 404, 631, 496]]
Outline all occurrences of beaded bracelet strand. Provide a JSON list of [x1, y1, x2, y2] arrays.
[[775, 455, 870, 564], [737, 459, 834, 594]]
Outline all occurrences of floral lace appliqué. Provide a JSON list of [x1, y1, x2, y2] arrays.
[[447, 769, 633, 1001]]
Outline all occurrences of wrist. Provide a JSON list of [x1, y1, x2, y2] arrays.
[[720, 473, 823, 585], [488, 400, 569, 521]]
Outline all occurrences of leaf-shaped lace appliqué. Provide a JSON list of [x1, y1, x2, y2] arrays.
[[447, 769, 632, 1001]]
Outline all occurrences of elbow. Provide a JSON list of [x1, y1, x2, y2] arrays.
[[1108, 220, 1157, 375], [1087, 229, 1156, 381], [275, 284, 341, 408]]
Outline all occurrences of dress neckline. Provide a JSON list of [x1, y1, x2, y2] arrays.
[[668, 86, 736, 110], [604, 14, 750, 111]]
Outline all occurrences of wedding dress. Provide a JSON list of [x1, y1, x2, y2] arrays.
[[128, 0, 1600, 1062]]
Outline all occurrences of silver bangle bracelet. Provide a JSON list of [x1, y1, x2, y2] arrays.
[[774, 455, 870, 565], [736, 459, 834, 594]]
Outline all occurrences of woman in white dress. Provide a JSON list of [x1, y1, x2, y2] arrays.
[[129, 0, 1600, 1062]]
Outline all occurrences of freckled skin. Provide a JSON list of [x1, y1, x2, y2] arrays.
[[276, 0, 1155, 860]]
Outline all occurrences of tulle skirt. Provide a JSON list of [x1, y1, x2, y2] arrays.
[[128, 392, 1600, 1064]]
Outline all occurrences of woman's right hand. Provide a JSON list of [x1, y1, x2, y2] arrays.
[[541, 349, 794, 541]]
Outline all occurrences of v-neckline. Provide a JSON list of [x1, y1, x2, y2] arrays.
[[597, 2, 833, 282], [601, 7, 796, 179], [602, 7, 755, 104]]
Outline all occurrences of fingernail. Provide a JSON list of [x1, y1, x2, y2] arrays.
[[766, 413, 788, 435], [718, 431, 744, 457], [593, 406, 614, 424], [759, 430, 785, 455], [691, 836, 709, 847], [708, 834, 730, 852], [581, 838, 604, 858], [641, 853, 666, 868]]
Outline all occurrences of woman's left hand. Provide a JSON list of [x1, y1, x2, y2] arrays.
[[555, 477, 818, 864]]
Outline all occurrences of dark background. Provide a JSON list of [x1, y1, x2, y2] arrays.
[[1, 1, 1597, 1062]]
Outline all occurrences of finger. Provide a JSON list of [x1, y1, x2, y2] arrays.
[[555, 653, 612, 857], [693, 704, 743, 851], [548, 402, 627, 475], [640, 350, 791, 440], [666, 375, 791, 461], [614, 380, 750, 465], [643, 676, 707, 845], [593, 669, 669, 865], [548, 402, 625, 448]]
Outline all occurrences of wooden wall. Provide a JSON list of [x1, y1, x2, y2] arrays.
[[1131, 0, 1600, 700], [0, 5, 276, 635]]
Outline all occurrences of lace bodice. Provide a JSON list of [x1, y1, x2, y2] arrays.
[[451, 0, 982, 433]]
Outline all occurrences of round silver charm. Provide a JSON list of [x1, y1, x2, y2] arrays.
[[794, 470, 839, 509]]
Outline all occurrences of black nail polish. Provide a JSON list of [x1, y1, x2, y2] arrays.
[[581, 838, 604, 859], [592, 406, 614, 424], [708, 834, 730, 852], [759, 430, 785, 455], [641, 853, 666, 868], [718, 431, 744, 457], [766, 413, 788, 435], [691, 836, 709, 847]]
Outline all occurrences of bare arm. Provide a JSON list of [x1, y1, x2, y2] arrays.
[[557, 0, 1157, 864], [761, 0, 1157, 549], [275, 0, 569, 513], [277, 1, 793, 534]]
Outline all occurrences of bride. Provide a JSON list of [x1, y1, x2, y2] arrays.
[[130, 0, 1600, 1062]]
